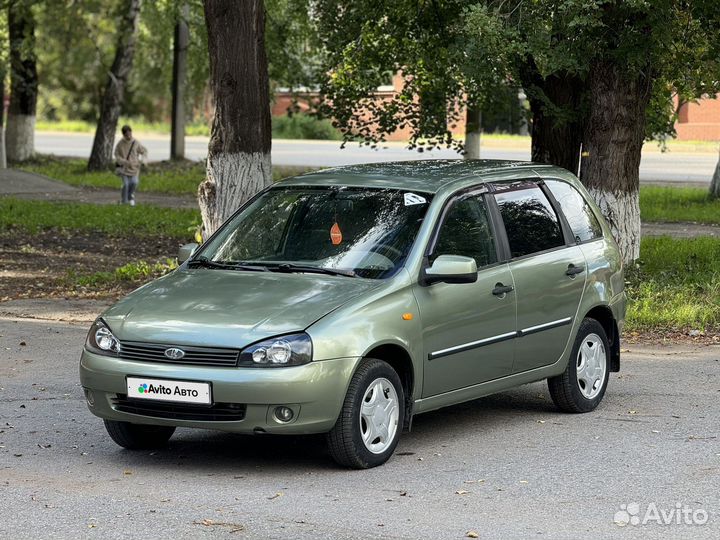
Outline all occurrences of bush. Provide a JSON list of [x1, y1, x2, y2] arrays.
[[271, 114, 342, 140]]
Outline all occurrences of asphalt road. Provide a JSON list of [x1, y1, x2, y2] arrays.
[[1, 312, 719, 539], [35, 132, 718, 185]]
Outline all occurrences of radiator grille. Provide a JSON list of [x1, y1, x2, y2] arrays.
[[118, 341, 239, 367]]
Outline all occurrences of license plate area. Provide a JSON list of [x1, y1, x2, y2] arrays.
[[127, 376, 212, 405]]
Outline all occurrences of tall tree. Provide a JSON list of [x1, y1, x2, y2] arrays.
[[199, 0, 271, 237], [315, 0, 720, 264], [170, 3, 189, 160], [87, 0, 141, 171], [0, 63, 6, 169], [6, 0, 38, 162]]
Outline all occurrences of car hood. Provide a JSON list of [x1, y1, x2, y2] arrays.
[[101, 268, 382, 348]]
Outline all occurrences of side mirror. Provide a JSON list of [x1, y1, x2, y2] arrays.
[[178, 243, 199, 264], [421, 255, 478, 286]]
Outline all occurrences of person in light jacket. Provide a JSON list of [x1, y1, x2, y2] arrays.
[[114, 125, 148, 205]]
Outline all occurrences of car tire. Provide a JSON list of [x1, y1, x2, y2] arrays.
[[548, 318, 611, 413], [103, 420, 176, 450], [327, 358, 405, 469]]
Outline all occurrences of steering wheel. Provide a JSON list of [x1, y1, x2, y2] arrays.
[[369, 243, 403, 260]]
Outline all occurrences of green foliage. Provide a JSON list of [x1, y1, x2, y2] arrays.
[[0, 197, 199, 239], [32, 0, 320, 124], [640, 186, 720, 224], [626, 237, 720, 331], [72, 258, 178, 287], [272, 114, 342, 140]]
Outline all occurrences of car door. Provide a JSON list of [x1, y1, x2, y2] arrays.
[[413, 190, 517, 397], [491, 182, 587, 374]]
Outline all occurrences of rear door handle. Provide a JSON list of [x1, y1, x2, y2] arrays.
[[492, 283, 514, 296], [565, 264, 584, 277]]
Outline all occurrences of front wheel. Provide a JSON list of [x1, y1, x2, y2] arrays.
[[104, 419, 176, 450], [548, 318, 610, 413], [327, 359, 404, 469]]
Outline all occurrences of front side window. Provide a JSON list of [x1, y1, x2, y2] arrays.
[[545, 180, 603, 243], [432, 194, 497, 268], [495, 187, 565, 258], [196, 186, 433, 279]]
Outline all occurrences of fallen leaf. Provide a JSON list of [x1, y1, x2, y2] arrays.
[[455, 490, 470, 495], [466, 531, 479, 538], [123, 470, 132, 475], [267, 492, 283, 500]]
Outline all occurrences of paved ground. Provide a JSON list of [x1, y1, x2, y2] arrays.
[[35, 132, 719, 184], [0, 301, 719, 540]]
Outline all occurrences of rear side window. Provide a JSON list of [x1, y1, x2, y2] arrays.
[[545, 180, 603, 243], [433, 195, 498, 268], [494, 187, 564, 258]]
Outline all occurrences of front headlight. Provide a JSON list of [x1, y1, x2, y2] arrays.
[[85, 319, 121, 356], [239, 333, 312, 367]]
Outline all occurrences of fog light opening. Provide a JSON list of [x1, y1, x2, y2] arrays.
[[274, 406, 294, 423], [84, 388, 95, 407]]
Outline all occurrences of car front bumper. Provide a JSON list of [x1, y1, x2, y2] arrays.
[[79, 350, 360, 435]]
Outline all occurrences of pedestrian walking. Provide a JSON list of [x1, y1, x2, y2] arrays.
[[114, 125, 148, 205]]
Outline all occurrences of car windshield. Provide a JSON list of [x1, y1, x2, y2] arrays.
[[195, 186, 433, 279]]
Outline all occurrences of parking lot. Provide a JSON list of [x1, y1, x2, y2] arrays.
[[1, 313, 718, 539]]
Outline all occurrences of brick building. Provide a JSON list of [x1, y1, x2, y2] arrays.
[[676, 96, 720, 141]]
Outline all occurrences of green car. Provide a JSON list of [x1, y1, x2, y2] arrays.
[[80, 160, 625, 469]]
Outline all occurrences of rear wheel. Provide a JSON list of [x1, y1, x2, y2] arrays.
[[327, 358, 404, 469], [548, 318, 610, 413], [104, 420, 176, 450]]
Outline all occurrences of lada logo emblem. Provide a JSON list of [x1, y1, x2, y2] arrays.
[[164, 348, 186, 360]]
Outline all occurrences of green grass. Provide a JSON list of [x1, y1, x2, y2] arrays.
[[17, 155, 315, 195], [36, 114, 343, 139], [0, 197, 200, 240], [70, 259, 178, 287], [640, 186, 720, 224], [36, 118, 211, 137], [626, 236, 720, 331]]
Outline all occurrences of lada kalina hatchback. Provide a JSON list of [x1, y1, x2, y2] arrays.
[[80, 160, 625, 469]]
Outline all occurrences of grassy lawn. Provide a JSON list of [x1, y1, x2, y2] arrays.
[[17, 155, 314, 195], [626, 236, 720, 332], [0, 197, 200, 240], [640, 186, 720, 224]]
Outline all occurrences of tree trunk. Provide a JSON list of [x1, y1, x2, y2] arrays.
[[171, 4, 189, 160], [709, 149, 720, 199], [199, 0, 272, 238], [464, 106, 481, 160], [580, 61, 652, 264], [519, 62, 585, 173], [87, 0, 141, 171], [0, 65, 6, 169], [6, 1, 38, 163]]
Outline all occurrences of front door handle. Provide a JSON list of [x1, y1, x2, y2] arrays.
[[492, 283, 514, 296], [566, 264, 584, 277]]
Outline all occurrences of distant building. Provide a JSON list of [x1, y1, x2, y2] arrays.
[[676, 96, 720, 141]]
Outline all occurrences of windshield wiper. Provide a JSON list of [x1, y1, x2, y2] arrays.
[[267, 263, 356, 278], [187, 256, 269, 272]]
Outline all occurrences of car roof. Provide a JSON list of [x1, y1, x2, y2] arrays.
[[278, 159, 568, 194]]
